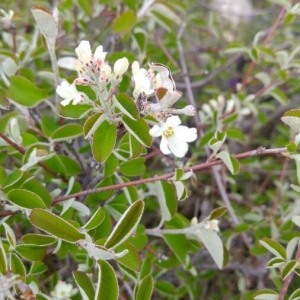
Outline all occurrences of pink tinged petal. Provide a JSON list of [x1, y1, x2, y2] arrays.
[[160, 136, 171, 154], [149, 125, 163, 137], [165, 116, 182, 127], [167, 136, 188, 157], [94, 45, 107, 61], [174, 126, 197, 142]]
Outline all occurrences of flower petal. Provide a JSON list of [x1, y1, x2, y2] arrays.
[[160, 136, 171, 154], [167, 136, 188, 157], [175, 126, 197, 142], [149, 125, 163, 137], [165, 116, 181, 127]]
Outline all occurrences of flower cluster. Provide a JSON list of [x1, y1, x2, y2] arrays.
[[131, 62, 197, 157], [56, 41, 197, 157]]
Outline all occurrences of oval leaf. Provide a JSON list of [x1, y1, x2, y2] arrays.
[[95, 260, 119, 300], [104, 200, 144, 249], [51, 124, 83, 142], [136, 275, 154, 300], [30, 208, 85, 242], [8, 189, 46, 209], [122, 115, 152, 147], [113, 93, 139, 120], [195, 229, 229, 269], [281, 260, 299, 280], [73, 271, 95, 300], [83, 208, 105, 231], [8, 76, 47, 107], [16, 244, 47, 261], [119, 158, 145, 176], [92, 121, 117, 163], [112, 10, 137, 33], [260, 238, 287, 259]]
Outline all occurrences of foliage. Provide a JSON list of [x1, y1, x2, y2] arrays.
[[1, 0, 300, 299]]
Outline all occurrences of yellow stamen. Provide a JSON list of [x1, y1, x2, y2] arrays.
[[163, 127, 174, 137]]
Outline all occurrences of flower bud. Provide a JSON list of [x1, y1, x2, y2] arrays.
[[182, 105, 196, 116], [113, 57, 129, 80]]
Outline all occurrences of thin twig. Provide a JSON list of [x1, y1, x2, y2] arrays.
[[176, 23, 251, 246], [278, 246, 300, 300], [0, 132, 67, 182], [52, 147, 287, 204], [241, 7, 287, 90]]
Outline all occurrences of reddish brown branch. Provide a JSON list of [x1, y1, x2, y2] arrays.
[[52, 146, 288, 204]]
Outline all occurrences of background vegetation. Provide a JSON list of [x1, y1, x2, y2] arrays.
[[1, 0, 300, 299]]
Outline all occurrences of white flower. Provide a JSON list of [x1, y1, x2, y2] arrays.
[[113, 57, 129, 80], [149, 116, 197, 157], [75, 40, 92, 65], [56, 80, 87, 106], [51, 281, 78, 300], [0, 9, 14, 29], [75, 41, 107, 70], [132, 61, 154, 99]]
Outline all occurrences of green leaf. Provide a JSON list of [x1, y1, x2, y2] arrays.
[[249, 47, 259, 63], [8, 189, 47, 209], [22, 234, 57, 246], [281, 260, 299, 280], [43, 154, 81, 176], [260, 238, 287, 259], [112, 10, 137, 33], [83, 208, 105, 231], [73, 271, 95, 300], [83, 113, 105, 138], [154, 180, 177, 222], [195, 229, 229, 269], [10, 253, 26, 277], [22, 178, 52, 208], [95, 260, 118, 300], [113, 93, 139, 120], [209, 207, 227, 220], [104, 200, 144, 249], [288, 288, 300, 300], [16, 244, 47, 261], [8, 76, 47, 107], [119, 158, 145, 176], [155, 280, 178, 296], [281, 109, 300, 133], [30, 208, 85, 242], [217, 151, 240, 175], [122, 115, 152, 147], [267, 257, 286, 268], [59, 103, 92, 119], [164, 234, 189, 266], [51, 124, 83, 142], [92, 121, 117, 163], [0, 239, 7, 274], [116, 242, 141, 272], [104, 154, 118, 177], [270, 88, 288, 104], [135, 275, 154, 300], [254, 290, 279, 300], [139, 256, 152, 280]]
